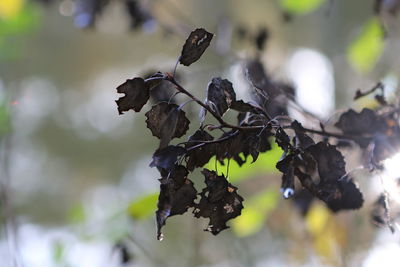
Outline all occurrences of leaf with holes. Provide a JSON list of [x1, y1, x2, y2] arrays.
[[180, 28, 214, 66], [156, 165, 197, 240], [194, 169, 244, 235]]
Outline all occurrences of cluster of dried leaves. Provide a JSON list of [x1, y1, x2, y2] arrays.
[[115, 28, 400, 239]]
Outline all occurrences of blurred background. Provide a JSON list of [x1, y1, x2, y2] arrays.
[[1, 0, 400, 266]]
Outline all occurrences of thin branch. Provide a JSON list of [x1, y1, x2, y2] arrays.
[[183, 130, 239, 152], [165, 75, 264, 131], [354, 82, 384, 100], [283, 124, 372, 142]]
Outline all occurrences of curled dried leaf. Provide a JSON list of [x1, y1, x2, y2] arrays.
[[156, 165, 197, 240], [207, 77, 236, 117]]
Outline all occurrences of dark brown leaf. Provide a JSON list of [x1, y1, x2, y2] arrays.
[[207, 77, 236, 116], [194, 169, 244, 235], [291, 120, 315, 149], [145, 102, 190, 148], [185, 130, 215, 171], [306, 142, 346, 183], [180, 28, 214, 66], [335, 108, 381, 136], [116, 77, 150, 114], [150, 145, 186, 171], [156, 165, 197, 240]]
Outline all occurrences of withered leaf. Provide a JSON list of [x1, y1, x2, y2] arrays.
[[207, 77, 237, 117], [321, 176, 364, 212], [302, 142, 364, 211], [180, 28, 214, 66], [194, 169, 244, 235], [335, 108, 381, 136], [150, 145, 186, 171], [245, 59, 291, 117], [306, 142, 346, 183], [156, 165, 197, 240], [144, 71, 164, 90], [281, 165, 295, 199], [291, 120, 315, 149], [143, 71, 177, 104], [185, 130, 215, 171], [275, 127, 291, 152], [116, 77, 150, 114], [145, 102, 190, 148], [215, 129, 272, 166]]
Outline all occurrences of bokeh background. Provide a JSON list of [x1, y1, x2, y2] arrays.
[[1, 0, 400, 266]]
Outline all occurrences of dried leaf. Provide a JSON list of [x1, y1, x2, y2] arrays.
[[335, 108, 381, 136], [207, 77, 236, 116], [156, 166, 197, 240], [275, 127, 291, 152], [304, 142, 364, 211], [291, 120, 315, 149], [145, 102, 190, 147], [194, 169, 244, 235], [116, 77, 150, 114], [150, 145, 186, 171], [180, 28, 214, 66], [185, 130, 216, 171]]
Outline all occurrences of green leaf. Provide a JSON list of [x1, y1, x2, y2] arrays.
[[127, 193, 158, 220], [232, 189, 279, 237], [205, 143, 282, 183], [348, 18, 385, 73], [280, 0, 326, 15]]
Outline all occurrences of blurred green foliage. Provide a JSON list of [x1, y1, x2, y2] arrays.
[[68, 203, 86, 224], [0, 0, 40, 60], [205, 143, 282, 183], [347, 18, 385, 73], [127, 193, 158, 220], [232, 188, 279, 237], [279, 0, 326, 15]]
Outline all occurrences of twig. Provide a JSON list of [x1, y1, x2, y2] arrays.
[[165, 75, 265, 131], [354, 82, 384, 100]]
